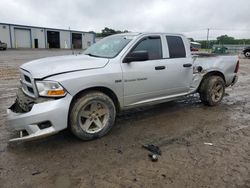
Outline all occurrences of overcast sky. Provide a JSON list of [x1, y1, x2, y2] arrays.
[[1, 0, 250, 40]]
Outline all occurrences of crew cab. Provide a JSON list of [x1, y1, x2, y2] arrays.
[[7, 33, 239, 142]]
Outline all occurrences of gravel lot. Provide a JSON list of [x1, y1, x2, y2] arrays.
[[0, 50, 249, 188]]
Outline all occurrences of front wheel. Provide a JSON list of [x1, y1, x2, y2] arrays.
[[199, 76, 225, 106], [69, 91, 116, 140]]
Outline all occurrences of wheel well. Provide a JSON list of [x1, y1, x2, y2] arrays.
[[198, 71, 225, 91], [70, 87, 120, 112]]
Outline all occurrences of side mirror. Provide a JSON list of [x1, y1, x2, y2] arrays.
[[123, 51, 149, 63]]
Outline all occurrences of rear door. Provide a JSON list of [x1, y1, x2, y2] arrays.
[[162, 35, 193, 94]]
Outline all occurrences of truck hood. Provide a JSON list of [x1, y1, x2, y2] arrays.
[[21, 54, 109, 79]]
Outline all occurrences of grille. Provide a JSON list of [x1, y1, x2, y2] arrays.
[[20, 69, 37, 98]]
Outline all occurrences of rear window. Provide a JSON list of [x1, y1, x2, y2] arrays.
[[166, 36, 186, 58]]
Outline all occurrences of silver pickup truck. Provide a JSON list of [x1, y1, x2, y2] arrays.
[[7, 33, 239, 142]]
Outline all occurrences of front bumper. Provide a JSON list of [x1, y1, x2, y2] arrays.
[[7, 94, 72, 142]]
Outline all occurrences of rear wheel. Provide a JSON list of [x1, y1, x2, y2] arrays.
[[69, 91, 116, 140], [199, 76, 225, 106]]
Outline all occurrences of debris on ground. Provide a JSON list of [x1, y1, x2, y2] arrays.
[[31, 171, 42, 176], [142, 144, 162, 155], [114, 146, 123, 154], [148, 153, 158, 162], [143, 144, 161, 162], [204, 142, 214, 146], [116, 149, 123, 154]]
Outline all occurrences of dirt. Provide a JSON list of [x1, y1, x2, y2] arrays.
[[0, 50, 249, 188]]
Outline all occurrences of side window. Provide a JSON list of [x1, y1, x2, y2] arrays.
[[132, 36, 162, 60], [166, 36, 186, 58]]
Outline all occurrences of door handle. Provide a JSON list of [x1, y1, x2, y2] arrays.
[[183, 63, 192, 68], [155, 66, 166, 70]]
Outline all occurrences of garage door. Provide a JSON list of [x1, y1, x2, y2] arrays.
[[47, 31, 60, 48], [14, 28, 31, 48], [72, 33, 82, 49]]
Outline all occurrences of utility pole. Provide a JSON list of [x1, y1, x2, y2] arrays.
[[206, 28, 210, 52]]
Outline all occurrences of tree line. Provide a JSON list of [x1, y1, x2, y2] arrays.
[[92, 27, 129, 38], [194, 35, 250, 49]]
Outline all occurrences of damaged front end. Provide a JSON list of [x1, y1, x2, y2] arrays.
[[7, 88, 72, 142]]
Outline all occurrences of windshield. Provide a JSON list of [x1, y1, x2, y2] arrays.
[[84, 35, 132, 58]]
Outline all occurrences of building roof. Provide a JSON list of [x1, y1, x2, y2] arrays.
[[0, 22, 93, 34]]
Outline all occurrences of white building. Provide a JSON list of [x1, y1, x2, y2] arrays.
[[0, 23, 95, 49]]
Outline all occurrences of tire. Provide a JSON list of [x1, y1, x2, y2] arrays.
[[69, 91, 116, 140], [244, 51, 250, 58], [199, 76, 225, 106]]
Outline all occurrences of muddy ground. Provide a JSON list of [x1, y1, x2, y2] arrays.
[[0, 50, 249, 188]]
